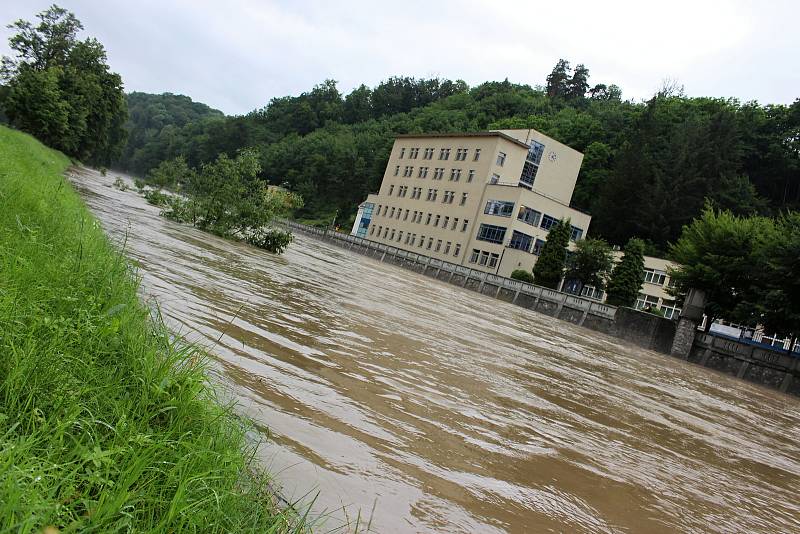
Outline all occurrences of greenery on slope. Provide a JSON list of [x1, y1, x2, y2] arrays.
[[0, 5, 127, 166], [0, 125, 298, 532], [113, 65, 800, 250]]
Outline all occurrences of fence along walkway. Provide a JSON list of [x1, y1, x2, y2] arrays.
[[279, 220, 617, 323]]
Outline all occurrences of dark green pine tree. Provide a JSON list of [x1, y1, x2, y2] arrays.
[[605, 237, 646, 307], [533, 219, 571, 289]]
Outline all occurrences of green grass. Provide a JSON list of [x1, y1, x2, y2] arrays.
[[0, 125, 299, 532]]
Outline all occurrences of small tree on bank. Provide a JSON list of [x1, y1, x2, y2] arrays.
[[605, 237, 646, 307], [533, 219, 570, 289], [564, 237, 613, 295]]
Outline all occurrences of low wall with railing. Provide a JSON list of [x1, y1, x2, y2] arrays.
[[689, 333, 799, 394], [282, 221, 800, 397]]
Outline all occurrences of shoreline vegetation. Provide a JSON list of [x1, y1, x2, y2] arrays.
[[0, 125, 302, 531]]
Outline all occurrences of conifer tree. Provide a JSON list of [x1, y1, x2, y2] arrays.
[[533, 219, 571, 289], [606, 237, 646, 307]]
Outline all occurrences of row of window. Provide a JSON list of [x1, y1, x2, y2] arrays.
[[635, 294, 681, 319], [393, 165, 478, 183], [370, 224, 462, 257], [384, 187, 469, 205], [374, 204, 471, 232], [644, 268, 668, 286], [399, 146, 482, 162], [468, 249, 501, 268], [482, 200, 584, 241]]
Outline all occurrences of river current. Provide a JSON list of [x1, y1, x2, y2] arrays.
[[70, 168, 800, 533]]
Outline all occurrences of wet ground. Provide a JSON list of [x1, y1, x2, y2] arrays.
[[71, 168, 800, 533]]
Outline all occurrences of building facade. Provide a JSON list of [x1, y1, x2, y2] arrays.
[[360, 129, 591, 278]]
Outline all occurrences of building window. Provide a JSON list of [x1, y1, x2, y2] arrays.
[[431, 189, 438, 202], [399, 147, 405, 159], [411, 234, 417, 246], [476, 224, 507, 244], [376, 204, 382, 216], [644, 268, 667, 286], [496, 152, 506, 166], [418, 167, 427, 178], [398, 231, 403, 242], [382, 205, 388, 215], [419, 235, 425, 247], [403, 209, 409, 220], [490, 173, 500, 184], [427, 237, 433, 250], [410, 147, 419, 159], [635, 294, 660, 310], [484, 200, 515, 217], [442, 216, 449, 229], [454, 244, 461, 257], [426, 213, 432, 225], [462, 219, 469, 232], [390, 206, 395, 218], [540, 214, 558, 231], [517, 206, 541, 227], [570, 226, 583, 241], [455, 148, 468, 161], [424, 147, 434, 159], [434, 168, 444, 180], [508, 230, 533, 252], [452, 218, 458, 231], [488, 253, 499, 268], [474, 149, 481, 161], [519, 140, 545, 189], [581, 285, 605, 301], [469, 249, 479, 263], [404, 165, 413, 177], [396, 209, 401, 219], [389, 185, 395, 196], [532, 238, 545, 255], [434, 214, 441, 226], [439, 148, 450, 160], [370, 226, 375, 235], [390, 229, 395, 240], [442, 191, 454, 203], [460, 192, 468, 206], [435, 240, 442, 252], [394, 165, 400, 176], [444, 241, 451, 254], [467, 169, 475, 182], [479, 251, 490, 266]]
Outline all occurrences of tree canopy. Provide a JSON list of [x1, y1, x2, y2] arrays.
[[533, 219, 571, 289], [111, 60, 799, 247], [1, 5, 127, 165], [605, 238, 646, 307]]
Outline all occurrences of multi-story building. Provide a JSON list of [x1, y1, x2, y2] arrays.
[[580, 255, 682, 319], [359, 129, 591, 277]]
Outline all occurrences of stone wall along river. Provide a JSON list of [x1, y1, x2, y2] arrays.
[[71, 168, 800, 534]]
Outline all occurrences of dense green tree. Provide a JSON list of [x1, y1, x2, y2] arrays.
[[567, 64, 590, 101], [533, 219, 571, 289], [668, 205, 771, 329], [605, 238, 646, 307], [545, 59, 571, 99], [2, 5, 127, 165], [564, 238, 613, 294], [746, 211, 800, 350]]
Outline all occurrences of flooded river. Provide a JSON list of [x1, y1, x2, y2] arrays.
[[71, 168, 799, 533]]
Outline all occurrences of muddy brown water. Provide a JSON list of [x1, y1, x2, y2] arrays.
[[70, 168, 800, 533]]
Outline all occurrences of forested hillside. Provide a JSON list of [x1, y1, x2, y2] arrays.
[[115, 64, 800, 251], [118, 92, 224, 171]]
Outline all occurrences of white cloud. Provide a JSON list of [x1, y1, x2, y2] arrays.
[[0, 0, 796, 114]]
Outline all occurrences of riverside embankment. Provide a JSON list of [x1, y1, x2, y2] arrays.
[[68, 164, 800, 533], [0, 126, 296, 532]]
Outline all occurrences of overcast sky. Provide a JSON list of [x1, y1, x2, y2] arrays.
[[1, 0, 797, 115]]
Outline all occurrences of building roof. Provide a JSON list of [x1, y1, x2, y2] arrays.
[[395, 131, 530, 149]]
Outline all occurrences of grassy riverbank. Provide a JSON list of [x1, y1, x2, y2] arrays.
[[0, 126, 297, 531]]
